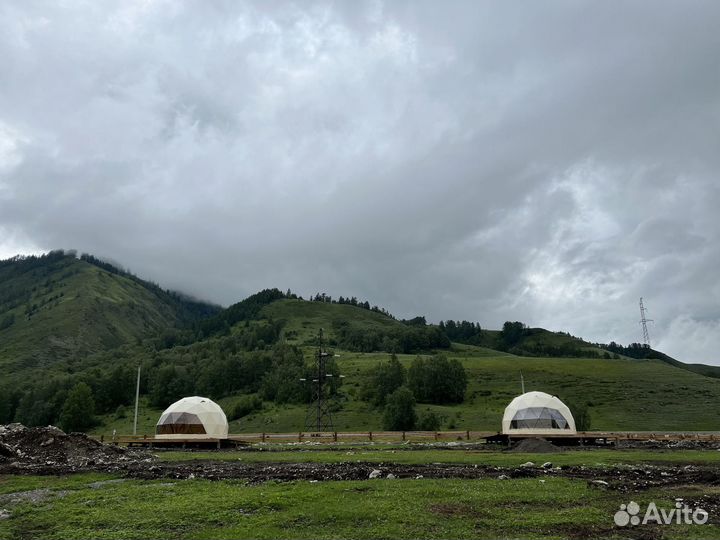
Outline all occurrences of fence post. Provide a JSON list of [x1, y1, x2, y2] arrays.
[[402, 431, 406, 441], [298, 432, 302, 442], [466, 430, 470, 440], [369, 431, 373, 442], [262, 432, 266, 443], [334, 432, 337, 442]]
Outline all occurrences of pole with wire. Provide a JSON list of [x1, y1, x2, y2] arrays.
[[302, 328, 342, 432]]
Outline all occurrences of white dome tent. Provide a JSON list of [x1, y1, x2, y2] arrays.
[[155, 396, 229, 439], [502, 391, 576, 436]]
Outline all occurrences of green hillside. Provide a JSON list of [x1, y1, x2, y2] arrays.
[[90, 298, 720, 435], [93, 347, 720, 436], [3, 252, 720, 435], [0, 251, 218, 374], [262, 298, 407, 344]]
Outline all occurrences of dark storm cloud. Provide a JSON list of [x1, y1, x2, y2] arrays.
[[1, 1, 720, 363]]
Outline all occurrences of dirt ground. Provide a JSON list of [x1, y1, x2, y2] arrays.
[[3, 424, 720, 496]]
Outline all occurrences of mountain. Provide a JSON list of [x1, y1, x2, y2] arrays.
[[2, 250, 720, 434], [0, 251, 219, 373]]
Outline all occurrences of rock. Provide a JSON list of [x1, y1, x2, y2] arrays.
[[386, 473, 396, 479], [590, 480, 609, 488], [40, 438, 54, 447], [539, 479, 546, 483], [187, 473, 195, 480], [541, 462, 553, 469], [0, 509, 10, 520], [369, 469, 382, 479], [498, 474, 509, 480], [415, 474, 424, 479], [520, 461, 535, 468]]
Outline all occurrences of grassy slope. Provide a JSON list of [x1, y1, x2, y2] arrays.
[[0, 255, 206, 375], [95, 348, 720, 437], [218, 351, 720, 434], [261, 298, 406, 345], [91, 299, 720, 435]]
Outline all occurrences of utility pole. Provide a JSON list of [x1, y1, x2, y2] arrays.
[[133, 365, 141, 435], [302, 329, 339, 432], [639, 297, 653, 348], [520, 371, 525, 394]]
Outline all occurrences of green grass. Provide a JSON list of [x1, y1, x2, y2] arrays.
[[156, 448, 720, 467], [261, 298, 405, 346], [203, 350, 720, 434], [1, 473, 718, 539]]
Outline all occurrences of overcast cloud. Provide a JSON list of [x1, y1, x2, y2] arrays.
[[1, 1, 720, 364]]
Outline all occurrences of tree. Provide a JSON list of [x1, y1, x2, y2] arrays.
[[363, 354, 406, 406], [382, 386, 417, 430], [500, 321, 526, 349], [568, 401, 592, 431], [60, 382, 96, 432], [407, 355, 467, 404]]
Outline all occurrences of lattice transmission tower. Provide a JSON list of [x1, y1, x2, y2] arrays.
[[302, 329, 339, 432], [639, 297, 653, 348]]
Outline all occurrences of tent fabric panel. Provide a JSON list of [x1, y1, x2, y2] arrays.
[[156, 423, 207, 435], [155, 396, 229, 439]]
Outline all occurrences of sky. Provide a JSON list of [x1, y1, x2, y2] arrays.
[[1, 1, 720, 364]]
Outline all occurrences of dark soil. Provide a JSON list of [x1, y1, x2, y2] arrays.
[[506, 438, 561, 453], [0, 423, 151, 469]]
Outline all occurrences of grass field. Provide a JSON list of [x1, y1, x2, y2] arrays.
[[155, 448, 720, 467], [1, 471, 718, 539]]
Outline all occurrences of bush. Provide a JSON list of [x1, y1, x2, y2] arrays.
[[417, 410, 442, 431], [230, 395, 263, 420], [382, 386, 417, 430]]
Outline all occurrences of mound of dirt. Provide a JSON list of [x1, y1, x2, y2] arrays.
[[0, 423, 146, 468], [506, 438, 561, 453]]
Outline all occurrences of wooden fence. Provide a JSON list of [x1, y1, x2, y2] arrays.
[[99, 430, 720, 447]]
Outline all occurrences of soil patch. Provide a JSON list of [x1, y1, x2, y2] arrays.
[[506, 438, 561, 453], [0, 423, 151, 468]]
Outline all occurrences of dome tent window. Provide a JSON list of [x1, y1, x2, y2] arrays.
[[155, 396, 229, 439], [509, 407, 570, 430], [502, 391, 576, 436], [157, 412, 206, 434]]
